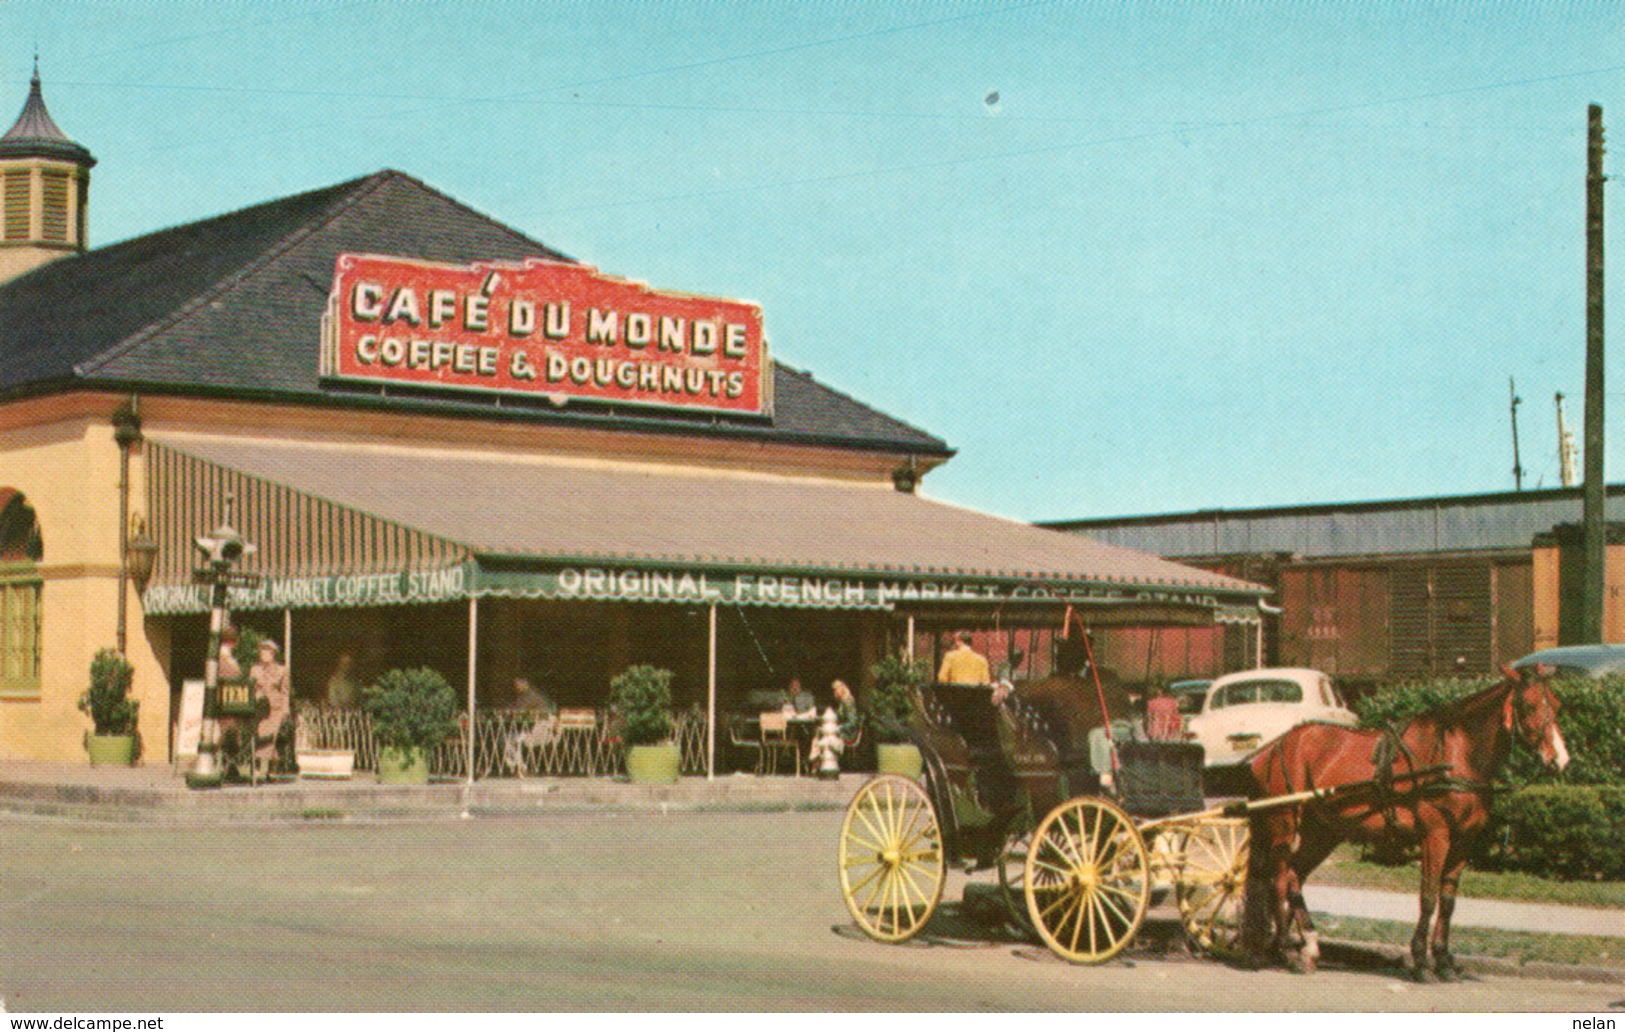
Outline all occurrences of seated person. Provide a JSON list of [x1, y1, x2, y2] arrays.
[[1145, 684, 1183, 742], [510, 676, 557, 715], [782, 676, 817, 718], [1086, 720, 1138, 789], [504, 677, 559, 774], [831, 679, 862, 742]]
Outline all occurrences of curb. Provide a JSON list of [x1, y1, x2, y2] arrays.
[[0, 771, 857, 823], [1321, 938, 1625, 986], [953, 887, 1625, 985]]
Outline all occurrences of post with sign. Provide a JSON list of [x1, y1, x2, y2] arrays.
[[184, 496, 262, 790]]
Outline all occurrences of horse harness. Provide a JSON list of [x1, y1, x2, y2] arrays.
[[1367, 726, 1419, 836], [1273, 724, 1476, 836], [1364, 719, 1499, 821]]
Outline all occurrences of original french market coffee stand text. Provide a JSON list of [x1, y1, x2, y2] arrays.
[[142, 563, 1222, 616]]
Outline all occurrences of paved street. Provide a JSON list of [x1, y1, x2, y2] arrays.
[[0, 810, 1617, 1012]]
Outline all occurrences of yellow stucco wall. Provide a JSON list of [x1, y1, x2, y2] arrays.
[[2, 387, 936, 765], [0, 397, 169, 763]]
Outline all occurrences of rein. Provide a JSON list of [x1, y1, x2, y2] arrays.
[[1366, 678, 1520, 805]]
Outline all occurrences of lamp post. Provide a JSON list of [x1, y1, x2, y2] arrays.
[[111, 398, 141, 655], [184, 496, 260, 790]]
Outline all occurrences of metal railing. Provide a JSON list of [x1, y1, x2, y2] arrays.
[[294, 706, 713, 779]]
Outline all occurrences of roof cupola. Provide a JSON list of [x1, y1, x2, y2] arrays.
[[0, 60, 95, 282]]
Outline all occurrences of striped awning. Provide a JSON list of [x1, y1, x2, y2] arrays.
[[142, 440, 472, 615], [140, 435, 1269, 618]]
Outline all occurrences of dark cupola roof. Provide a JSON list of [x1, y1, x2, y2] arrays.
[[0, 62, 94, 166]]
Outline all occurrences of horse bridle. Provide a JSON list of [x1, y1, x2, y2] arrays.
[[1505, 680, 1560, 756]]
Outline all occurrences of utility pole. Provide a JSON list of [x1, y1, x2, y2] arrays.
[[1583, 104, 1607, 642], [1509, 377, 1524, 490]]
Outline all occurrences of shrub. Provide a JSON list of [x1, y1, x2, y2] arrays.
[[609, 665, 674, 746], [868, 652, 929, 743], [231, 626, 265, 677], [362, 668, 460, 755], [79, 648, 138, 735], [1352, 675, 1487, 731], [1488, 785, 1625, 880], [1353, 673, 1625, 788]]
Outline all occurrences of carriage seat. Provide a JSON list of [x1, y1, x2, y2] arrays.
[[1113, 741, 1205, 817]]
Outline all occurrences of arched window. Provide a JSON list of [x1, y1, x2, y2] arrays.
[[0, 490, 42, 697]]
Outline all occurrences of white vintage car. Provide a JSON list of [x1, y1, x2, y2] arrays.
[[1185, 667, 1357, 768]]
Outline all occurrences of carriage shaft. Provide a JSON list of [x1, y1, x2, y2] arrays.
[[1206, 762, 1453, 819]]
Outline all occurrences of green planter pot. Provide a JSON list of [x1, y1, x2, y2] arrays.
[[376, 745, 429, 784], [625, 743, 680, 784], [86, 734, 136, 767], [875, 743, 923, 779]]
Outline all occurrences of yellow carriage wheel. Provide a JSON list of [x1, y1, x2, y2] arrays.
[[1174, 816, 1250, 954], [838, 775, 945, 943], [1023, 795, 1150, 964]]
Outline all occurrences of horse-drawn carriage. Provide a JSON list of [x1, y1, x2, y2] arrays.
[[838, 673, 1252, 963], [837, 662, 1571, 977]]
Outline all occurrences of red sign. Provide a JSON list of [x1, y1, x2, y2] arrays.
[[321, 254, 769, 415]]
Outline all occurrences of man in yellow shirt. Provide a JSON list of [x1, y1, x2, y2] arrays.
[[937, 630, 991, 685]]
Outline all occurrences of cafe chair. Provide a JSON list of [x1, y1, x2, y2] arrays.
[[759, 710, 800, 776], [726, 713, 764, 774]]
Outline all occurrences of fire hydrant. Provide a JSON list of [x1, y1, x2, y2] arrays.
[[808, 706, 844, 779]]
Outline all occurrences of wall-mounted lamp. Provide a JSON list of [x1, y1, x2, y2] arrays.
[[126, 514, 158, 590]]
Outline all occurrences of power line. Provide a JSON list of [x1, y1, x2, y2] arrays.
[[489, 0, 1062, 102], [520, 66, 1625, 218], [101, 1, 1061, 154], [66, 2, 384, 62], [37, 74, 1584, 136], [56, 1, 1055, 110], [39, 6, 1625, 226]]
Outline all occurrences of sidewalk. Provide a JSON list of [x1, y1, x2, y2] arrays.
[[1305, 883, 1623, 940], [0, 759, 857, 821]]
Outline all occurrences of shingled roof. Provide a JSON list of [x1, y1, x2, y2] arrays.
[[0, 169, 949, 457]]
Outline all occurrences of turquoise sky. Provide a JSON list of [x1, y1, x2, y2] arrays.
[[7, 2, 1623, 521]]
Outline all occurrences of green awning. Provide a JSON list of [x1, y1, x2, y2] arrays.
[[141, 435, 1269, 620]]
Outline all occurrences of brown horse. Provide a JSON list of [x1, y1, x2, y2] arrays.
[[1243, 665, 1569, 980]]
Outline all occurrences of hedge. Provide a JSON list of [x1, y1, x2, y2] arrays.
[[1352, 674, 1625, 789], [1485, 784, 1625, 880]]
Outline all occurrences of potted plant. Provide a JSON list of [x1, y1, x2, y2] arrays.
[[609, 664, 679, 784], [80, 648, 139, 766], [868, 652, 929, 778], [362, 667, 459, 784]]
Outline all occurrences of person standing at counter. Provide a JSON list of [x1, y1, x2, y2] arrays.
[[251, 639, 293, 767], [937, 630, 991, 685], [325, 650, 358, 709]]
